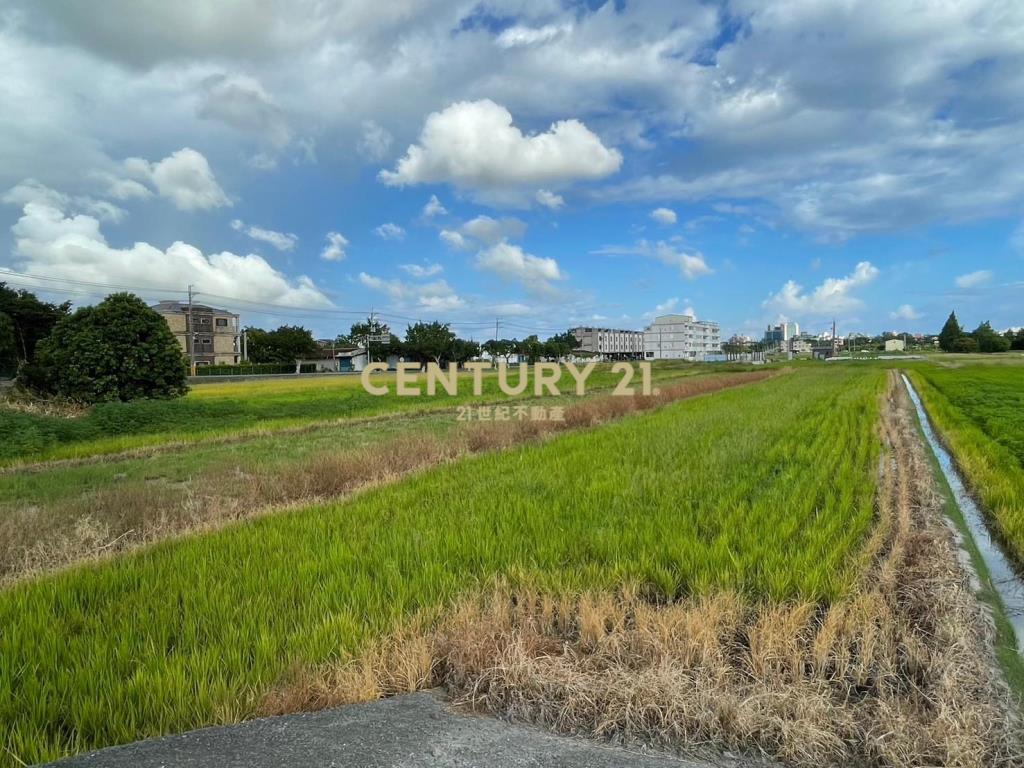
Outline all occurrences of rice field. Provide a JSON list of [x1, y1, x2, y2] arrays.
[[0, 366, 885, 764], [909, 363, 1024, 565], [0, 362, 709, 465]]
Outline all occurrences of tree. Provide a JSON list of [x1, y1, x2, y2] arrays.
[[344, 317, 403, 361], [404, 321, 455, 365], [1012, 328, 1024, 351], [482, 338, 517, 363], [544, 331, 580, 361], [972, 321, 1010, 353], [0, 312, 16, 377], [28, 293, 187, 403], [938, 311, 962, 352], [517, 335, 544, 363], [450, 338, 480, 366], [950, 335, 978, 354], [245, 325, 320, 363], [0, 283, 70, 363]]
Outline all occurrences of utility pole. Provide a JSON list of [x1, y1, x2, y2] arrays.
[[187, 284, 196, 376], [494, 317, 500, 343], [831, 318, 837, 358]]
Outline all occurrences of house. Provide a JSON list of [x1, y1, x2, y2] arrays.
[[152, 300, 240, 366]]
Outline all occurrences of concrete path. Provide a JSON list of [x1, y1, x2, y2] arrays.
[[48, 691, 747, 768]]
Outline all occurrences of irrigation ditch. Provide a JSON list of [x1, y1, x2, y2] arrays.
[[901, 372, 1024, 654]]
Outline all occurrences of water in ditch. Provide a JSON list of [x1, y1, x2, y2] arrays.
[[901, 373, 1024, 654]]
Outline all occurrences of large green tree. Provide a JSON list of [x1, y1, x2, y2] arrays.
[[0, 283, 70, 363], [29, 293, 187, 403], [404, 321, 455, 365], [937, 311, 962, 352], [245, 325, 320, 363], [972, 321, 1011, 353], [482, 338, 518, 363]]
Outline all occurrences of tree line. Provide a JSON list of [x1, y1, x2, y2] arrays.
[[244, 318, 582, 367], [938, 311, 1024, 353]]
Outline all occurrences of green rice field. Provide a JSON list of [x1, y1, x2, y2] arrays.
[[0, 366, 884, 764], [0, 363, 709, 465], [909, 363, 1024, 565]]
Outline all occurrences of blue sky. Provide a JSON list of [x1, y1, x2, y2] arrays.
[[1, 0, 1022, 341]]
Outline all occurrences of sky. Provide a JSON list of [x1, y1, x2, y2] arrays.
[[1, 0, 1022, 342]]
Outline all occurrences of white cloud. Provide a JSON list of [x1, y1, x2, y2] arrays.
[[593, 240, 712, 280], [124, 148, 230, 211], [4, 179, 126, 223], [320, 231, 348, 261], [7, 199, 330, 308], [890, 304, 922, 320], [475, 241, 563, 290], [230, 219, 298, 251], [955, 269, 993, 288], [650, 207, 677, 225], [439, 229, 470, 250], [358, 272, 463, 311], [358, 120, 393, 161], [422, 194, 447, 218], [535, 189, 565, 210], [654, 297, 678, 313], [399, 262, 443, 278], [495, 23, 573, 49], [373, 222, 405, 241], [460, 215, 526, 245], [379, 100, 622, 190], [763, 261, 880, 316]]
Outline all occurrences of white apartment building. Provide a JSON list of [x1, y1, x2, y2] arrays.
[[570, 326, 645, 359], [643, 314, 721, 361]]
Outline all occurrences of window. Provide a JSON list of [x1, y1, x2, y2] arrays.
[[215, 318, 228, 327]]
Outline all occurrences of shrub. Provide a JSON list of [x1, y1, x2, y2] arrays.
[[28, 293, 188, 403]]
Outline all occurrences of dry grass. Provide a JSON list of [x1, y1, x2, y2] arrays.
[[259, 370, 1022, 768], [1, 371, 772, 585]]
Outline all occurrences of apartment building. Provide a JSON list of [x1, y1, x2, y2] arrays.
[[152, 300, 240, 366], [643, 314, 721, 361], [570, 326, 645, 359], [764, 321, 799, 343]]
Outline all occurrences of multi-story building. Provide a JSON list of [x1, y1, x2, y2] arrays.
[[152, 300, 240, 367], [570, 326, 644, 359], [764, 321, 799, 343], [643, 314, 721, 361]]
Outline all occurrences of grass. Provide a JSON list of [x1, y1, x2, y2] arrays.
[[0, 366, 884, 764], [908, 365, 1024, 566], [0, 362, 713, 465]]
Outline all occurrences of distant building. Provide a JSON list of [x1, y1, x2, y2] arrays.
[[152, 300, 240, 366], [789, 338, 813, 355], [570, 326, 644, 359], [884, 338, 906, 352], [764, 321, 799, 343], [643, 315, 721, 361]]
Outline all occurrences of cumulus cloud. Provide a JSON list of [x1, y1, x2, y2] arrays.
[[373, 222, 405, 240], [475, 241, 563, 291], [358, 272, 464, 311], [399, 262, 443, 278], [439, 229, 470, 250], [422, 194, 447, 218], [593, 240, 712, 280], [124, 148, 230, 211], [379, 100, 622, 190], [650, 207, 677, 225], [535, 189, 565, 210], [955, 269, 993, 288], [320, 231, 348, 261], [7, 198, 330, 307], [358, 120, 393, 161], [230, 219, 297, 251], [763, 261, 879, 316], [459, 215, 526, 245], [890, 304, 922, 320], [4, 179, 127, 223]]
